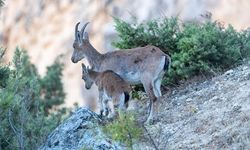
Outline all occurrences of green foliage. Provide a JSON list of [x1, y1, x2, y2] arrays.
[[113, 17, 250, 84], [0, 50, 10, 88], [0, 47, 66, 150], [113, 17, 179, 53], [39, 55, 65, 114], [103, 112, 142, 149], [0, 0, 4, 7]]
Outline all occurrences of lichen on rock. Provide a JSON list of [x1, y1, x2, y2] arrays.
[[39, 108, 124, 150]]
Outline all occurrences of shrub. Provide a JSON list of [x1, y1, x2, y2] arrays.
[[0, 47, 66, 150], [103, 112, 142, 149], [112, 17, 179, 54], [39, 55, 65, 114], [113, 17, 250, 84], [0, 0, 4, 7]]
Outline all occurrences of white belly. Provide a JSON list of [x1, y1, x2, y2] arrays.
[[123, 71, 141, 85]]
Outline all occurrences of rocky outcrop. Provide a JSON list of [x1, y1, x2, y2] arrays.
[[135, 61, 250, 149], [39, 108, 124, 150], [41, 61, 250, 149]]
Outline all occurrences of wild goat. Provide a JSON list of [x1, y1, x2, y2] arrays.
[[72, 22, 171, 124], [81, 63, 131, 118]]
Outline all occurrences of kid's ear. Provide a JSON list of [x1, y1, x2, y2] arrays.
[[81, 63, 85, 68], [81, 63, 87, 71]]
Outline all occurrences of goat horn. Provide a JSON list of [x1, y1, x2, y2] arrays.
[[75, 22, 80, 40], [80, 22, 90, 39]]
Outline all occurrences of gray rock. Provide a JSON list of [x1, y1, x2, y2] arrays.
[[224, 69, 234, 75], [186, 98, 192, 102], [135, 62, 250, 149], [39, 108, 124, 150]]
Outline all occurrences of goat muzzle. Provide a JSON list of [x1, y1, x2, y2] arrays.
[[71, 57, 77, 63]]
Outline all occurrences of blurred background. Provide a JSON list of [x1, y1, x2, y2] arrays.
[[1, 0, 250, 107]]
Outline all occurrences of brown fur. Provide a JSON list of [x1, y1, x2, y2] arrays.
[[89, 70, 131, 103], [82, 63, 131, 118]]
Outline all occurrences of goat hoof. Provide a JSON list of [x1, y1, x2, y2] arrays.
[[103, 108, 109, 116], [100, 109, 105, 118], [100, 109, 104, 115], [100, 109, 109, 116], [103, 111, 109, 117]]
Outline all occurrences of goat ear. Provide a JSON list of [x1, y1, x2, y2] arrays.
[[90, 65, 94, 70], [87, 66, 91, 72], [82, 32, 89, 41], [81, 63, 86, 70]]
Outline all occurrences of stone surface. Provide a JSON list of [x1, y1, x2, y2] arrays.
[[134, 61, 250, 149], [39, 108, 124, 150], [40, 61, 250, 149]]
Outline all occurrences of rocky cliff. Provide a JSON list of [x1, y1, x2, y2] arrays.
[[39, 108, 124, 150], [41, 61, 250, 149]]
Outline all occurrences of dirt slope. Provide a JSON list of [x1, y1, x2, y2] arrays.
[[135, 61, 250, 149]]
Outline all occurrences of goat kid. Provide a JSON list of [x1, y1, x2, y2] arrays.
[[72, 22, 171, 124], [81, 63, 131, 119]]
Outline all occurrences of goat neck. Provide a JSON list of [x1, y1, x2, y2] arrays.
[[83, 41, 103, 69]]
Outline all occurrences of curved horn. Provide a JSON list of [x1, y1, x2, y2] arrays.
[[80, 22, 90, 39], [75, 22, 80, 39]]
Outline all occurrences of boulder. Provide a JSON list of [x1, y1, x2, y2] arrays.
[[39, 108, 124, 150]]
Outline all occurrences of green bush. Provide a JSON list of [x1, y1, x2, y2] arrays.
[[0, 47, 66, 150], [112, 17, 179, 53], [39, 55, 65, 114], [113, 17, 250, 84], [0, 0, 4, 7], [103, 112, 142, 149]]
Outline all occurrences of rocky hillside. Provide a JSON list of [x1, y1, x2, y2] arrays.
[[40, 61, 250, 149]]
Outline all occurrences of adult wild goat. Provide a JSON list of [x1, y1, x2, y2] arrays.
[[72, 22, 171, 124], [81, 63, 131, 118]]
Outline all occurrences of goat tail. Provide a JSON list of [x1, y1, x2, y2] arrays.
[[164, 55, 171, 71]]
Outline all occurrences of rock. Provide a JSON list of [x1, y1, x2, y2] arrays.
[[134, 62, 250, 149], [224, 69, 233, 75], [39, 108, 124, 150], [127, 99, 139, 111], [242, 66, 248, 70], [186, 98, 192, 102]]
